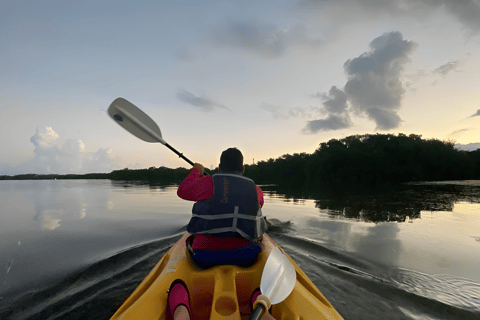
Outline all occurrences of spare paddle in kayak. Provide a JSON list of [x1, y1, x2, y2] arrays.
[[108, 97, 202, 170], [249, 246, 296, 320]]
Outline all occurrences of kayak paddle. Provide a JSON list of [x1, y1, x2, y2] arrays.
[[249, 247, 296, 320], [107, 97, 208, 174]]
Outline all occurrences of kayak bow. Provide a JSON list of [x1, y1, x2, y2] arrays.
[[110, 234, 344, 320]]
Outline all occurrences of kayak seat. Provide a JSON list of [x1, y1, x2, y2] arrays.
[[186, 235, 262, 269]]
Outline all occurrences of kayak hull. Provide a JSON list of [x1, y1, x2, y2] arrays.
[[110, 233, 343, 320]]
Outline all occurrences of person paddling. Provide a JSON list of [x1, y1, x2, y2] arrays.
[[177, 147, 267, 268]]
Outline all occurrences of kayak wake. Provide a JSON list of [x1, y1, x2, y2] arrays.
[[1, 229, 479, 320], [0, 234, 182, 320]]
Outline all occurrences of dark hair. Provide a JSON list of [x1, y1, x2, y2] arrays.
[[219, 148, 243, 173]]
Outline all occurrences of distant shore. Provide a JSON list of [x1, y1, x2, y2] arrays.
[[2, 134, 480, 189]]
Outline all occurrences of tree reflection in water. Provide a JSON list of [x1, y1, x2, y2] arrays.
[[262, 181, 480, 223]]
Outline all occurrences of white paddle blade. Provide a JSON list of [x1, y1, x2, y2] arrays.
[[260, 247, 296, 305], [108, 98, 166, 144]]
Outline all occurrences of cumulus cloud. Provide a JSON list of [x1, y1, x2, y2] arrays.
[[176, 88, 230, 112], [344, 31, 416, 130], [207, 21, 321, 58], [433, 61, 460, 77], [2, 126, 119, 175], [470, 109, 480, 117], [318, 86, 348, 115], [302, 31, 416, 133], [303, 86, 351, 133]]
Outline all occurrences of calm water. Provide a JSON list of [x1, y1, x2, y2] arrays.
[[1, 179, 479, 319]]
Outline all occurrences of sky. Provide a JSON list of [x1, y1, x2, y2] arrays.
[[1, 0, 480, 175]]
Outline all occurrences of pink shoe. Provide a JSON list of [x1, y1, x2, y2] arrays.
[[250, 288, 262, 313], [250, 288, 272, 314], [167, 280, 191, 320]]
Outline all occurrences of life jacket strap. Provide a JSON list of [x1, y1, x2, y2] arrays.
[[191, 206, 262, 221]]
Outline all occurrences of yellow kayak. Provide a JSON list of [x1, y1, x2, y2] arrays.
[[110, 233, 344, 320]]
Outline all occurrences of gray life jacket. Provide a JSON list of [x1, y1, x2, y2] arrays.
[[187, 173, 267, 241]]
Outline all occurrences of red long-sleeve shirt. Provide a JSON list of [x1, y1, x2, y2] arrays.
[[177, 168, 264, 250]]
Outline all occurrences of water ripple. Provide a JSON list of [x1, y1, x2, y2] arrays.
[[0, 233, 183, 320]]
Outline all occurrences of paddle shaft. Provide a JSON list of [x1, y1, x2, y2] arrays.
[[164, 143, 194, 166], [165, 142, 211, 175], [248, 305, 265, 320]]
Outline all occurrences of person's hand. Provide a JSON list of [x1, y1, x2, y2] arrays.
[[193, 163, 205, 176]]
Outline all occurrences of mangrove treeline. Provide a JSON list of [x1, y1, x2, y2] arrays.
[[2, 134, 480, 188], [0, 166, 191, 185], [243, 133, 480, 189]]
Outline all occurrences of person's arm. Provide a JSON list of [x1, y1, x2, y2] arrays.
[[177, 164, 213, 201], [256, 186, 264, 207]]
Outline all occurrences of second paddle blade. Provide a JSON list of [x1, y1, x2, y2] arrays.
[[260, 247, 296, 305]]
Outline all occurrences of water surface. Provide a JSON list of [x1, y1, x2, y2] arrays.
[[1, 180, 479, 319]]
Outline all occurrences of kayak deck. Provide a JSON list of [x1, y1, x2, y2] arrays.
[[110, 233, 343, 320]]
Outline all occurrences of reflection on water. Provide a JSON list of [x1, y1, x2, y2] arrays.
[[29, 180, 98, 230], [110, 180, 171, 191], [263, 181, 480, 222], [1, 180, 480, 319]]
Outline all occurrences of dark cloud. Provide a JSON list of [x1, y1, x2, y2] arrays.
[[302, 114, 352, 134], [470, 109, 480, 117], [176, 88, 230, 112], [302, 86, 352, 133], [302, 31, 415, 133], [440, 0, 480, 34], [343, 31, 416, 130], [433, 61, 460, 77], [321, 86, 348, 114], [299, 0, 480, 34], [207, 21, 321, 58]]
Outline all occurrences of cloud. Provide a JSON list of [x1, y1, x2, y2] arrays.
[[207, 21, 321, 58], [318, 86, 348, 115], [302, 115, 352, 134], [260, 103, 321, 120], [433, 61, 460, 77], [470, 109, 480, 117], [343, 31, 416, 130], [302, 86, 352, 133], [176, 88, 230, 112], [288, 106, 322, 118], [260, 103, 289, 119], [448, 128, 472, 138], [302, 31, 416, 133], [455, 142, 480, 151], [1, 126, 119, 175], [299, 0, 480, 34], [439, 0, 480, 34]]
